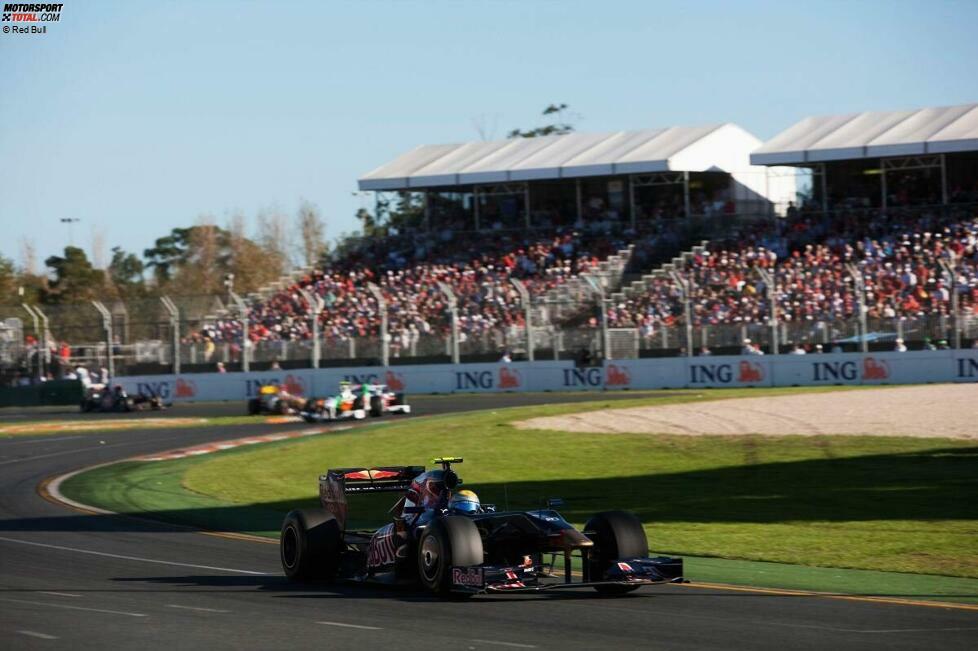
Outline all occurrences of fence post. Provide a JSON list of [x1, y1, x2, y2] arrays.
[[939, 258, 961, 349], [510, 278, 534, 361], [228, 292, 249, 372], [668, 271, 693, 358], [298, 288, 325, 368], [367, 282, 389, 367], [756, 267, 778, 355], [21, 303, 43, 380], [582, 274, 608, 360], [437, 282, 460, 364], [91, 301, 114, 378], [160, 296, 180, 375], [845, 263, 869, 353]]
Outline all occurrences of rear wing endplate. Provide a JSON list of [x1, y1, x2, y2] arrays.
[[319, 466, 424, 532]]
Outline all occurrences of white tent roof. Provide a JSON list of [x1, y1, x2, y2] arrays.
[[751, 103, 978, 165], [359, 124, 755, 191]]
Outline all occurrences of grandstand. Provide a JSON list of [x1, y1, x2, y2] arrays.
[[3, 105, 978, 380]]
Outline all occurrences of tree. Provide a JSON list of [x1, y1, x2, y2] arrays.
[[0, 256, 17, 305], [508, 103, 576, 138], [107, 246, 145, 299], [43, 246, 105, 304], [295, 200, 327, 268], [257, 208, 292, 273]]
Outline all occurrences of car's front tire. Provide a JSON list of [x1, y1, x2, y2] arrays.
[[417, 516, 483, 596], [280, 509, 341, 582], [585, 510, 648, 595]]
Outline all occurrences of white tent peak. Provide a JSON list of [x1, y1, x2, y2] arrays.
[[751, 102, 978, 165], [359, 123, 761, 191]]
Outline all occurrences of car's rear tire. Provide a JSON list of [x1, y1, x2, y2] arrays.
[[417, 516, 483, 597], [275, 399, 289, 415], [585, 510, 648, 595], [280, 509, 342, 582], [369, 395, 383, 417], [247, 398, 261, 415]]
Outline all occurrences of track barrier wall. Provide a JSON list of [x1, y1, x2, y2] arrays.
[[114, 350, 978, 403]]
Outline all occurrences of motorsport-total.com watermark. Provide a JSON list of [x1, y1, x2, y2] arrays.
[[2, 3, 64, 35]]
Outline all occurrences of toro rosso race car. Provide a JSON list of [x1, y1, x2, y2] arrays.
[[80, 385, 165, 413], [247, 384, 307, 416], [280, 458, 683, 597], [299, 381, 410, 423]]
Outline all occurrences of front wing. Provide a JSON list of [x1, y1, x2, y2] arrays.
[[450, 556, 684, 593]]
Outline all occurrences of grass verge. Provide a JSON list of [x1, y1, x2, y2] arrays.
[[59, 386, 978, 603]]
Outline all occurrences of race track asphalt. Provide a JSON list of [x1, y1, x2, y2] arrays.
[[1, 394, 976, 650]]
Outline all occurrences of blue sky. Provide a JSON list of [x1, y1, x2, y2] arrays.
[[1, 0, 976, 269]]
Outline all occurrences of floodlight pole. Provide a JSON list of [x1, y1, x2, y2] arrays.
[[298, 288, 326, 368], [510, 278, 534, 362], [91, 301, 114, 379], [367, 282, 389, 367], [437, 282, 460, 364], [583, 274, 609, 361], [34, 306, 51, 371], [160, 296, 180, 375], [939, 258, 960, 349], [21, 303, 43, 379], [668, 271, 694, 358], [229, 291, 250, 372], [845, 263, 869, 353], [756, 267, 778, 355]]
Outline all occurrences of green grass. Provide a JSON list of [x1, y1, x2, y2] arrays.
[[59, 386, 978, 602]]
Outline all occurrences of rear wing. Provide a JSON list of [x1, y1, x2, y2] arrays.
[[325, 466, 425, 493], [319, 466, 424, 531]]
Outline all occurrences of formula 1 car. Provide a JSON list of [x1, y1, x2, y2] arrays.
[[279, 457, 683, 597], [247, 384, 307, 416], [299, 382, 410, 423], [80, 385, 165, 413]]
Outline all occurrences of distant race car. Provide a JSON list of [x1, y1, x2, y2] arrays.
[[299, 382, 410, 423], [279, 457, 683, 597], [80, 385, 165, 413], [247, 384, 307, 416]]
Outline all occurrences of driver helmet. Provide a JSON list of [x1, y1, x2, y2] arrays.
[[448, 489, 481, 515], [339, 380, 351, 392]]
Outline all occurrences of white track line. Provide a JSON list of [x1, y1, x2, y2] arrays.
[[18, 630, 58, 640], [317, 621, 383, 630], [0, 597, 147, 617], [166, 604, 231, 613], [470, 640, 538, 649], [39, 591, 82, 597], [0, 536, 268, 575]]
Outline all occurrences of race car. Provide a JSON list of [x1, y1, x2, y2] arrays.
[[279, 457, 684, 597], [80, 385, 165, 412], [247, 384, 307, 416], [299, 381, 410, 423]]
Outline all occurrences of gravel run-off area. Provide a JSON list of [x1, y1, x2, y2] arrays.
[[514, 384, 978, 439]]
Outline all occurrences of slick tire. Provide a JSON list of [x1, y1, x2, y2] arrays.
[[417, 516, 483, 597], [247, 398, 261, 416], [275, 399, 289, 415], [585, 511, 648, 595], [369, 395, 384, 418], [280, 509, 342, 582]]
